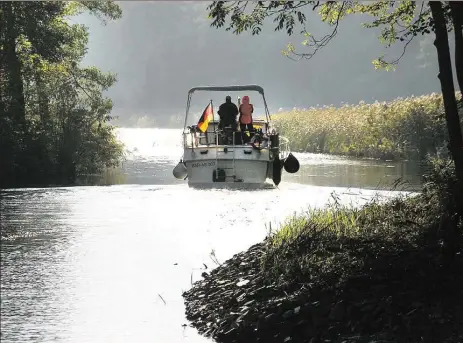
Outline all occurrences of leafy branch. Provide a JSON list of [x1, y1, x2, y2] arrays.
[[206, 0, 456, 71], [284, 1, 347, 61]]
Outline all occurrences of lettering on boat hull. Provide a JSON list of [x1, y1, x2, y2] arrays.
[[192, 161, 216, 168]]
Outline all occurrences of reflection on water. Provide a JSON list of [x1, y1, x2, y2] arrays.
[[284, 153, 423, 191], [114, 128, 423, 191], [1, 185, 405, 343], [0, 128, 422, 343]]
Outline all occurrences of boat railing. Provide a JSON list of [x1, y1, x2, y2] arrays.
[[183, 123, 267, 148], [183, 130, 243, 148], [183, 130, 291, 160]]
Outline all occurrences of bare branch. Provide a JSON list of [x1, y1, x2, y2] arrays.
[[265, 2, 314, 16], [223, 1, 240, 11], [285, 1, 346, 61], [385, 33, 415, 67], [373, 2, 427, 69]]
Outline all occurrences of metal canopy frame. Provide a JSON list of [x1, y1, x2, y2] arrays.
[[183, 84, 271, 130], [188, 85, 265, 95]]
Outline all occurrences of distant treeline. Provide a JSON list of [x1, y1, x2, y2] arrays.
[[273, 92, 463, 161]]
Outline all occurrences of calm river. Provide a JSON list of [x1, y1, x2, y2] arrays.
[[0, 128, 422, 343]]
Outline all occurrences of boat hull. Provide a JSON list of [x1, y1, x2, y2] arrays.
[[183, 146, 275, 188], [188, 181, 275, 190]]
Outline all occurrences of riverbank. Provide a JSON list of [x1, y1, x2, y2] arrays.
[[182, 160, 463, 343], [273, 92, 462, 161]]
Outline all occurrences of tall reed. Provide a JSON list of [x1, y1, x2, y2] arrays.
[[272, 92, 462, 160]]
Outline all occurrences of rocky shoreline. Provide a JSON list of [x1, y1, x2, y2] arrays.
[[183, 219, 463, 343]]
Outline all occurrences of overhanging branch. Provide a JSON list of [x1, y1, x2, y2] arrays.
[[285, 1, 346, 61]]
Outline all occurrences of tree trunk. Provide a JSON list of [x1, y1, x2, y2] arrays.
[[3, 2, 26, 124], [0, 66, 6, 118], [0, 7, 6, 118], [430, 1, 463, 181], [430, 1, 463, 263], [449, 2, 463, 94]]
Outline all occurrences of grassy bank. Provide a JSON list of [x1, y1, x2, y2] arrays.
[[183, 159, 463, 343], [272, 92, 462, 161]]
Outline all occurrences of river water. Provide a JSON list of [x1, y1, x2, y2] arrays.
[[0, 128, 422, 343]]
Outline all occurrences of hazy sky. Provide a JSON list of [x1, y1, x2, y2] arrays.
[[77, 1, 448, 120]]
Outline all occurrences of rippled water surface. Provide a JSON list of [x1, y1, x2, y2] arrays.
[[0, 128, 422, 343]]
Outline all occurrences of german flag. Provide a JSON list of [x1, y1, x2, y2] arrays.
[[197, 101, 213, 133]]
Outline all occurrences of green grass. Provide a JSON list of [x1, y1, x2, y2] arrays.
[[270, 194, 413, 246], [272, 92, 462, 161], [262, 193, 425, 284]]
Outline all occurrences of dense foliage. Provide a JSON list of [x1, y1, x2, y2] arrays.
[[0, 1, 124, 188], [273, 92, 462, 160]]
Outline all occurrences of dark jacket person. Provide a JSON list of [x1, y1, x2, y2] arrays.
[[218, 96, 238, 130]]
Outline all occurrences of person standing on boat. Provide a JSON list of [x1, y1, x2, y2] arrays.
[[218, 95, 239, 144], [218, 95, 238, 130], [239, 95, 255, 143]]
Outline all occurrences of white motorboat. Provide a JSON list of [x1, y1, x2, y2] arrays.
[[173, 85, 299, 188]]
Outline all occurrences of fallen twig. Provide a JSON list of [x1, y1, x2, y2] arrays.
[[158, 293, 166, 305]]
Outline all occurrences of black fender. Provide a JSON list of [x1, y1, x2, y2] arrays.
[[272, 155, 284, 186], [283, 152, 300, 174]]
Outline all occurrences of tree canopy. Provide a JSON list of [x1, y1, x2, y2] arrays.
[[0, 1, 124, 187]]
